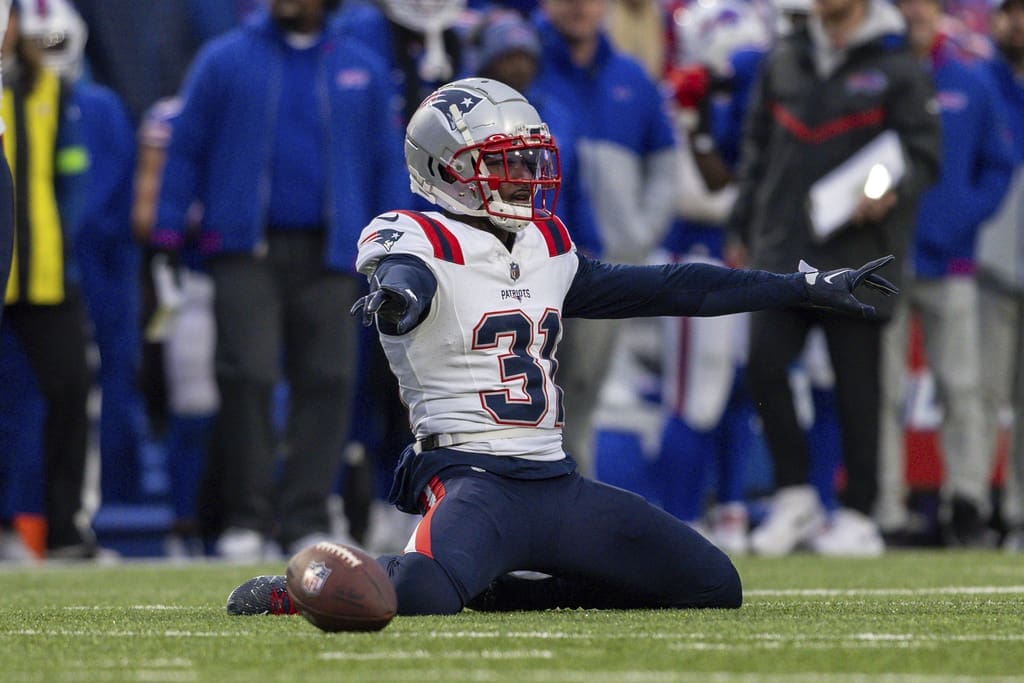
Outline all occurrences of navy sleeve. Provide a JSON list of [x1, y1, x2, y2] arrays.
[[372, 253, 438, 334], [563, 253, 806, 318]]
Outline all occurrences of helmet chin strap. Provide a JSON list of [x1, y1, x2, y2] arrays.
[[447, 104, 531, 233]]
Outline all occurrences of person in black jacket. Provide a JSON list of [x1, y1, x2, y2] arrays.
[[726, 0, 940, 557]]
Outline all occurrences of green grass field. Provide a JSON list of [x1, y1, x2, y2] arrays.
[[2, 550, 1022, 682]]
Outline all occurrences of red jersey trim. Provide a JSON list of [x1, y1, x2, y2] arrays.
[[395, 210, 466, 264]]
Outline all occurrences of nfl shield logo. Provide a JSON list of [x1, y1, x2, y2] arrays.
[[301, 560, 332, 596], [509, 262, 521, 281]]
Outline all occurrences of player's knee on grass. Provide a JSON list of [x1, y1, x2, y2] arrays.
[[704, 556, 742, 609], [379, 552, 464, 615]]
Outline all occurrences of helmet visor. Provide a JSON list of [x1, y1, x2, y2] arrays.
[[452, 134, 561, 223]]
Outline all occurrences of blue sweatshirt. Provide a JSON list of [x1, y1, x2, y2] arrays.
[[152, 11, 407, 273], [912, 35, 1015, 278], [531, 14, 678, 264], [73, 81, 136, 243]]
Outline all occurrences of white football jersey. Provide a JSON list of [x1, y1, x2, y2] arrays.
[[356, 210, 580, 460]]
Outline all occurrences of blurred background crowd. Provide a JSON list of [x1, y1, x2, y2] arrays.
[[0, 0, 1022, 564]]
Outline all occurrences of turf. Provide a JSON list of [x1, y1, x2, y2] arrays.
[[1, 550, 1022, 682]]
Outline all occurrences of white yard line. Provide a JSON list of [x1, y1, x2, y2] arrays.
[[746, 586, 1024, 597]]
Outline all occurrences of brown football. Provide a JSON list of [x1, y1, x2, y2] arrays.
[[285, 542, 397, 632]]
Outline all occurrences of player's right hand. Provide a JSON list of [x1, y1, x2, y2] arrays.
[[350, 279, 422, 334]]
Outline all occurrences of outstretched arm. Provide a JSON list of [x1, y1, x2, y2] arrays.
[[351, 254, 437, 334], [564, 254, 897, 320]]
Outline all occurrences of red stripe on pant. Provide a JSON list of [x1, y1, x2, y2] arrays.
[[412, 476, 447, 559]]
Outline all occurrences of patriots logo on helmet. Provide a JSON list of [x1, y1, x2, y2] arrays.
[[360, 228, 404, 252], [425, 89, 483, 131]]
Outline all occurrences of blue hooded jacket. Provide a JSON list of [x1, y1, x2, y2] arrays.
[[912, 35, 1014, 278], [152, 11, 406, 273], [531, 13, 678, 264]]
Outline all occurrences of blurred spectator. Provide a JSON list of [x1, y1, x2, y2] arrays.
[[727, 0, 941, 556], [0, 0, 94, 559], [0, 0, 18, 562], [0, 0, 11, 332], [21, 0, 147, 508], [331, 0, 470, 553], [338, 0, 469, 125], [977, 0, 1024, 552], [73, 0, 257, 122], [151, 0, 407, 560], [607, 0, 669, 79], [654, 0, 774, 555], [533, 0, 679, 471], [591, 317, 665, 504], [878, 0, 1013, 547], [773, 0, 813, 34], [133, 96, 218, 559]]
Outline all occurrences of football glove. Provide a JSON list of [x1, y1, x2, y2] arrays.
[[350, 274, 423, 334], [800, 254, 899, 319]]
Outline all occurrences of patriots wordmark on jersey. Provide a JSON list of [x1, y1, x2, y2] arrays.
[[356, 210, 576, 460]]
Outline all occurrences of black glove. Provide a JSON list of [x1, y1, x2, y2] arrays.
[[350, 275, 424, 334], [800, 254, 899, 319]]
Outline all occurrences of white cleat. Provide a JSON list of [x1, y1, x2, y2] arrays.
[[750, 485, 825, 557], [710, 502, 750, 556], [810, 508, 885, 557], [215, 527, 266, 562]]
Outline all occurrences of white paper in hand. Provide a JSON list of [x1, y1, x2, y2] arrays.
[[808, 130, 906, 241]]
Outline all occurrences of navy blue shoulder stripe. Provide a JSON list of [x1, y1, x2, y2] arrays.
[[535, 217, 572, 257], [394, 210, 465, 264]]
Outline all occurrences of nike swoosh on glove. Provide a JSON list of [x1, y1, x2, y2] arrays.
[[799, 254, 899, 319], [350, 276, 423, 334]]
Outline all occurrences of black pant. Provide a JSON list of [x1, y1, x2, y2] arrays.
[[0, 155, 13, 327], [2, 291, 92, 549], [206, 231, 359, 547], [746, 307, 883, 514]]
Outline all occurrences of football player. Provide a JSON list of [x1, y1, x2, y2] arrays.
[[228, 77, 897, 616]]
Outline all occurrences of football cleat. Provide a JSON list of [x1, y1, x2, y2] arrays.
[[226, 575, 297, 616], [750, 485, 825, 557]]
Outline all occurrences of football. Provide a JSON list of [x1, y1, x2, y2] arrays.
[[285, 541, 397, 632]]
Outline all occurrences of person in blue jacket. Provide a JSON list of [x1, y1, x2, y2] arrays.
[[977, 0, 1024, 552], [152, 0, 408, 560], [530, 0, 679, 473], [21, 0, 146, 508], [879, 0, 1014, 547]]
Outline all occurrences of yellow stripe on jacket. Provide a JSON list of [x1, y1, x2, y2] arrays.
[[3, 70, 81, 304]]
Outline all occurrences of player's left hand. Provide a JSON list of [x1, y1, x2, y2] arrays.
[[800, 254, 899, 319], [350, 277, 423, 334]]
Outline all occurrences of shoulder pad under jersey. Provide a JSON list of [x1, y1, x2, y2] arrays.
[[356, 210, 467, 277]]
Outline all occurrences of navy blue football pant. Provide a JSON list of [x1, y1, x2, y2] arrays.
[[379, 467, 742, 615]]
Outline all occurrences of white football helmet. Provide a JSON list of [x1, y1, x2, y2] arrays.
[[378, 0, 466, 80], [405, 78, 561, 234], [17, 0, 89, 80], [673, 0, 772, 77]]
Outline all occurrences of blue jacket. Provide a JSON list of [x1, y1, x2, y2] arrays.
[[531, 14, 678, 263], [74, 81, 136, 244], [152, 11, 407, 273], [525, 87, 602, 257], [912, 37, 1015, 278]]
